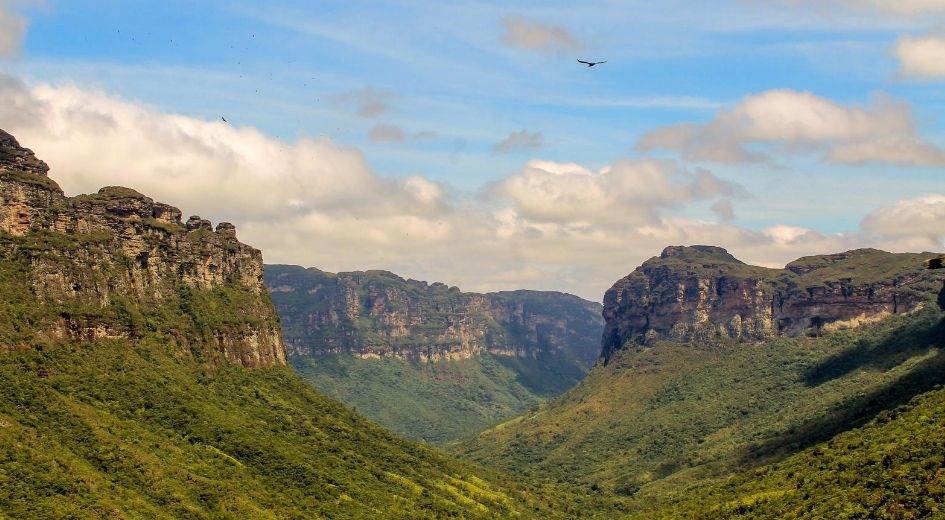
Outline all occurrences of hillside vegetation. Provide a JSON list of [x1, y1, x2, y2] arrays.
[[0, 129, 628, 519], [456, 290, 945, 515], [266, 264, 603, 443]]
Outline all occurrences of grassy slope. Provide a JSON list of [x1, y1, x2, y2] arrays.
[[0, 232, 626, 519], [454, 303, 945, 513], [640, 385, 945, 519], [291, 353, 545, 445], [0, 340, 631, 519]]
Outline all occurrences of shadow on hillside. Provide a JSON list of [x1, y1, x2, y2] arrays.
[[739, 314, 945, 467], [805, 315, 945, 387]]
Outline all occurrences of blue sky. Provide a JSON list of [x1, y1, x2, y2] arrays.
[[1, 0, 944, 299]]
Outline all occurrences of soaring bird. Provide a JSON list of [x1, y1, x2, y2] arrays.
[[221, 116, 228, 123], [927, 255, 945, 269], [577, 59, 607, 67]]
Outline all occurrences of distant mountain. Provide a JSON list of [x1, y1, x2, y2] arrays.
[[602, 245, 941, 361], [0, 128, 623, 518], [265, 264, 604, 443], [455, 245, 945, 517]]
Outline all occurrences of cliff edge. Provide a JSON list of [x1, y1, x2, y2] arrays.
[[0, 129, 286, 368]]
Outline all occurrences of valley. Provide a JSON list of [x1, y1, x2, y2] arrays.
[[265, 264, 604, 443]]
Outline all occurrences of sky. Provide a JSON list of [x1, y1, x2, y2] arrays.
[[0, 0, 944, 300]]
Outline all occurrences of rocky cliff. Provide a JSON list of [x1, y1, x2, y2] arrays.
[[0, 129, 285, 368], [265, 264, 602, 366], [602, 245, 944, 362]]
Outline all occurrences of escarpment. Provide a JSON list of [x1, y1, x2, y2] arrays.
[[0, 129, 285, 368], [265, 265, 603, 365], [602, 245, 944, 362]]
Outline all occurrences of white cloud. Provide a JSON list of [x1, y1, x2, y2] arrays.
[[500, 16, 580, 54], [1, 75, 940, 300], [637, 89, 945, 166], [491, 159, 740, 226], [494, 130, 543, 153], [862, 194, 945, 246], [895, 35, 945, 78], [0, 1, 27, 57]]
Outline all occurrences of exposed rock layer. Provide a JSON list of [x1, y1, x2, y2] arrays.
[[0, 129, 285, 368], [602, 245, 944, 362], [265, 264, 603, 366]]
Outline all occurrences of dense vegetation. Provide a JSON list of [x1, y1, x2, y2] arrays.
[[0, 339, 634, 519], [292, 353, 548, 444], [267, 264, 603, 443], [455, 295, 945, 515], [640, 380, 945, 518], [0, 228, 629, 518]]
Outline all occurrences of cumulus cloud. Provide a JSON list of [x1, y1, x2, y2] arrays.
[[335, 87, 396, 118], [491, 159, 741, 226], [895, 35, 945, 79], [0, 1, 27, 57], [862, 194, 945, 247], [637, 89, 945, 166], [494, 130, 543, 153], [1, 74, 940, 300], [500, 16, 579, 54], [0, 76, 444, 223]]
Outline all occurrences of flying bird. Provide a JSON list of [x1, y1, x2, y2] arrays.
[[577, 59, 607, 67], [221, 116, 228, 123]]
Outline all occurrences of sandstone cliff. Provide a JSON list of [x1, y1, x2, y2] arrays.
[[265, 264, 602, 367], [602, 245, 944, 362], [0, 129, 285, 368]]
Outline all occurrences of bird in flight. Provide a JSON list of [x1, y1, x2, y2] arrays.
[[578, 59, 607, 67], [221, 116, 228, 123]]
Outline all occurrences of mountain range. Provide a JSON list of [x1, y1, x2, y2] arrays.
[[2, 127, 944, 518]]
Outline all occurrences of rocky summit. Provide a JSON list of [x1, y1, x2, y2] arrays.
[[601, 245, 943, 362], [0, 128, 285, 368]]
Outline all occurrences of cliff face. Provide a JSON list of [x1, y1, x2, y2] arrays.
[[0, 129, 285, 368], [265, 265, 602, 366], [602, 245, 944, 362]]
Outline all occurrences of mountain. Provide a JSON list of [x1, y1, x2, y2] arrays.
[[601, 245, 938, 361], [0, 129, 624, 518], [264, 264, 604, 443], [455, 245, 945, 516]]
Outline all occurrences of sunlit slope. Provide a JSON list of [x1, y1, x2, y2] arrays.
[[0, 338, 631, 519], [639, 386, 945, 518], [455, 305, 945, 510], [291, 353, 549, 444]]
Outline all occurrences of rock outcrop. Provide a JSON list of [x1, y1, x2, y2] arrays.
[[602, 245, 944, 362], [265, 265, 603, 366], [0, 129, 286, 368]]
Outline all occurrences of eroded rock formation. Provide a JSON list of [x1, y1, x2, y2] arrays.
[[602, 245, 944, 362], [265, 265, 603, 366], [0, 129, 285, 368]]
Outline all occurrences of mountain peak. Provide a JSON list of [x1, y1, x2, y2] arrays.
[[0, 128, 50, 177]]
